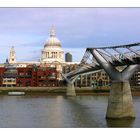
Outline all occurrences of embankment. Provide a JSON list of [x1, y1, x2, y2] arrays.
[[0, 87, 139, 96]]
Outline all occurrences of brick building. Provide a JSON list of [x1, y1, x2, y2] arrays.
[[0, 64, 58, 87]]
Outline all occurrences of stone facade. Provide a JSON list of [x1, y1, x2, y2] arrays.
[[9, 46, 16, 64], [41, 26, 65, 80]]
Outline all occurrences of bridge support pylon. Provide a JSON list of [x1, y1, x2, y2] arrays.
[[66, 82, 76, 96], [106, 81, 135, 119], [89, 48, 138, 119], [61, 73, 77, 96]]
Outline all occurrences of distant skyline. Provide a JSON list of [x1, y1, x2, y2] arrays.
[[0, 8, 140, 62]]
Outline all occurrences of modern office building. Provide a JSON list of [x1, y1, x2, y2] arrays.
[[65, 52, 72, 62]]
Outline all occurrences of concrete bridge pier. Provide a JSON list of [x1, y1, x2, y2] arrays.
[[60, 72, 77, 96], [105, 65, 138, 119], [66, 82, 76, 96], [89, 48, 138, 119], [106, 81, 135, 119]]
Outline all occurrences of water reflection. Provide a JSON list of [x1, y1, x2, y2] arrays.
[[106, 118, 135, 128], [64, 96, 100, 127], [0, 95, 138, 127]]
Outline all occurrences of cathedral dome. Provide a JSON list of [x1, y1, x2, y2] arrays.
[[44, 26, 61, 47], [41, 26, 64, 67]]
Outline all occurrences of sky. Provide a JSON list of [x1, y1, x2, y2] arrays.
[[0, 8, 140, 62]]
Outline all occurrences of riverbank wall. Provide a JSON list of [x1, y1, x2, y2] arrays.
[[0, 87, 139, 96]]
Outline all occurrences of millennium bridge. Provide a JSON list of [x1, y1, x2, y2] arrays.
[[61, 42, 140, 119]]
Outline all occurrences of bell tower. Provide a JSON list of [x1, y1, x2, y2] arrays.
[[9, 46, 16, 64]]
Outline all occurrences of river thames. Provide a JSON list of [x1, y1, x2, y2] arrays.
[[0, 94, 139, 127]]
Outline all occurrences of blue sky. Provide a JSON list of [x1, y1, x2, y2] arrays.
[[0, 8, 140, 62]]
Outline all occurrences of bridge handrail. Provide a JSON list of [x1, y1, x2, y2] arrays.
[[87, 42, 140, 49]]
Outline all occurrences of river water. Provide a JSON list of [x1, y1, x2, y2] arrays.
[[0, 94, 139, 127]]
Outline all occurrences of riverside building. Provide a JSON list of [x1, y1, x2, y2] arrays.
[[0, 26, 139, 88], [0, 61, 58, 87]]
